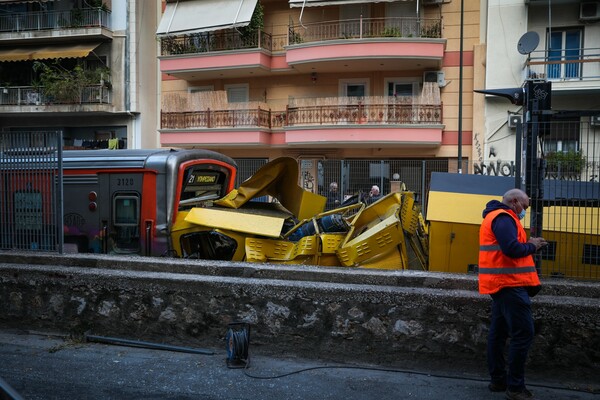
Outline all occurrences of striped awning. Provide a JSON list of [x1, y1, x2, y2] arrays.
[[289, 0, 405, 7], [0, 43, 100, 62], [157, 0, 259, 36]]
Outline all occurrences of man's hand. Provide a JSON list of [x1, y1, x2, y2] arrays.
[[528, 236, 548, 251]]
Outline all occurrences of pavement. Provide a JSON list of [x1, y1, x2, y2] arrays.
[[0, 329, 598, 400]]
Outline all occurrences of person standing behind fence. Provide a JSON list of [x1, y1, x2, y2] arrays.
[[478, 188, 547, 400], [365, 185, 381, 204], [325, 182, 340, 210]]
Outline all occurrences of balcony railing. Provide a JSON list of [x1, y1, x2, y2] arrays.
[[160, 98, 442, 129], [161, 108, 273, 129], [527, 47, 600, 81], [0, 85, 111, 105], [0, 8, 111, 33], [286, 103, 442, 125], [160, 30, 273, 56], [289, 16, 443, 45]]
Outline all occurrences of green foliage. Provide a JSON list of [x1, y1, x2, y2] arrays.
[[238, 1, 264, 45], [32, 61, 110, 103], [382, 27, 402, 37], [545, 150, 587, 174]]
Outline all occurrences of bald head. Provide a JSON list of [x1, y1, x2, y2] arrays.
[[502, 188, 529, 214]]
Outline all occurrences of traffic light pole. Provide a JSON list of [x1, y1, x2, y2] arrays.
[[475, 80, 552, 274]]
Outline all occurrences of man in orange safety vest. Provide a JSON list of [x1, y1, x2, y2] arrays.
[[479, 188, 547, 400]]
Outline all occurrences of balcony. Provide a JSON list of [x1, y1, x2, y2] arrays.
[[0, 85, 111, 114], [0, 8, 112, 44], [286, 16, 444, 74], [526, 47, 600, 92], [159, 16, 445, 79], [160, 94, 443, 149], [160, 30, 273, 56], [288, 16, 442, 44]]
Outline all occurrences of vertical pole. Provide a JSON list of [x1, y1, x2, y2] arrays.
[[457, 0, 464, 173], [56, 131, 64, 255], [515, 120, 522, 189]]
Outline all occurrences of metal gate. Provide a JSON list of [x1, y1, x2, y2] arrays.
[[0, 131, 63, 253]]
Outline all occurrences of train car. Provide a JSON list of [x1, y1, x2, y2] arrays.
[[1, 148, 237, 256]]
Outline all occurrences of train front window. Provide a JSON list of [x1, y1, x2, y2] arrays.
[[179, 165, 230, 210]]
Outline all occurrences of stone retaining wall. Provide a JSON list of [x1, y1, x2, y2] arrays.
[[0, 252, 598, 380]]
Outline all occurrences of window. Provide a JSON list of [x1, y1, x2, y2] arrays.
[[112, 193, 140, 252], [547, 28, 582, 80], [225, 84, 249, 103], [385, 78, 419, 98], [339, 79, 369, 98], [385, 2, 417, 37], [582, 244, 600, 265], [542, 119, 580, 154], [539, 240, 556, 261], [114, 195, 139, 226], [340, 4, 370, 38]]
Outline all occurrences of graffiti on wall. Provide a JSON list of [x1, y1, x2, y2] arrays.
[[473, 160, 515, 176]]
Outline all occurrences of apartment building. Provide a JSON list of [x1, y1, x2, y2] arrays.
[[157, 0, 482, 195], [0, 0, 159, 149], [478, 0, 600, 181]]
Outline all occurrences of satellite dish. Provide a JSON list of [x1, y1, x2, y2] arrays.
[[517, 31, 540, 55]]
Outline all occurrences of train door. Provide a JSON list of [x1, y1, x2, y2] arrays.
[[99, 173, 143, 254]]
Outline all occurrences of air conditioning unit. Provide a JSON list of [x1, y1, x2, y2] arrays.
[[423, 71, 446, 87], [591, 115, 600, 126], [580, 2, 600, 21], [508, 114, 522, 129]]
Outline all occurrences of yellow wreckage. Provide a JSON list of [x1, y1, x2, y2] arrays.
[[170, 157, 428, 270]]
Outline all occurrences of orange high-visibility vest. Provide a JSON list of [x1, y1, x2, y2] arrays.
[[478, 209, 540, 294]]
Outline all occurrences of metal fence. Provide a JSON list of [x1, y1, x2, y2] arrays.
[[0, 132, 63, 253]]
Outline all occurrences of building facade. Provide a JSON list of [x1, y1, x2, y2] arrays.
[[0, 0, 160, 149], [478, 0, 600, 182], [157, 0, 481, 194]]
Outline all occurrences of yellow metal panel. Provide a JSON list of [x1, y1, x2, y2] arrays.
[[427, 221, 452, 272], [427, 191, 497, 225], [214, 157, 327, 219], [337, 214, 403, 267], [185, 207, 284, 238]]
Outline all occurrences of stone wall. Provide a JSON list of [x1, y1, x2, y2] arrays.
[[0, 252, 598, 380]]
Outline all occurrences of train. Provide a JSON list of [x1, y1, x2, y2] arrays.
[[0, 148, 237, 257]]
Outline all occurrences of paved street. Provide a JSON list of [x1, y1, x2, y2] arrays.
[[0, 330, 598, 400]]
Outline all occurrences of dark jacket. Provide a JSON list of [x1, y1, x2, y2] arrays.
[[482, 200, 536, 258]]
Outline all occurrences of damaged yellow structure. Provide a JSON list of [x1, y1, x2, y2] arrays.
[[172, 157, 427, 270]]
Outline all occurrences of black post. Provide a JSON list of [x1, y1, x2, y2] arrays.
[[523, 80, 552, 274]]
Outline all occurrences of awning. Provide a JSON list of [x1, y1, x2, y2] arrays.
[[289, 0, 403, 7], [0, 0, 53, 4], [156, 0, 259, 37], [0, 43, 100, 62]]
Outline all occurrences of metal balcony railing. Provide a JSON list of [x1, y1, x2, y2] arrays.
[[161, 108, 273, 129], [527, 47, 600, 81], [160, 99, 442, 129], [0, 85, 111, 105], [289, 16, 443, 45], [0, 8, 111, 33], [286, 103, 442, 125], [160, 30, 273, 56]]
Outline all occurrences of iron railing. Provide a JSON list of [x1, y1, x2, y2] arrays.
[[0, 85, 111, 106], [160, 30, 273, 55], [527, 47, 600, 81], [0, 8, 111, 32], [289, 16, 443, 45], [161, 100, 442, 129], [286, 103, 442, 125], [161, 108, 272, 129], [0, 131, 63, 253]]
